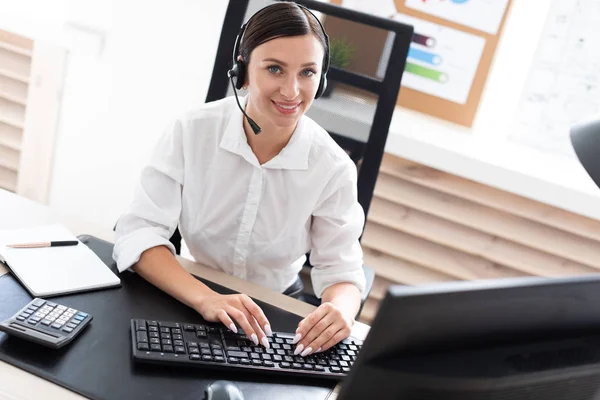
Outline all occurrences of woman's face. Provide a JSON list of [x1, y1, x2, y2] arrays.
[[244, 34, 325, 131]]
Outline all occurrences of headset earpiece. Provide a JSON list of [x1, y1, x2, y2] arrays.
[[315, 74, 327, 99], [228, 60, 246, 90]]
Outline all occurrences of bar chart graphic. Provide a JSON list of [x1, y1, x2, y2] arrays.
[[393, 13, 485, 104]]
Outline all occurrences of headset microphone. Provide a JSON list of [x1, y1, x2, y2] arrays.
[[228, 70, 262, 135]]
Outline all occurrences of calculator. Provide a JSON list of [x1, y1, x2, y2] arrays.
[[0, 298, 92, 349]]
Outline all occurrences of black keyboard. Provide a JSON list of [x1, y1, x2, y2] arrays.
[[130, 319, 362, 380]]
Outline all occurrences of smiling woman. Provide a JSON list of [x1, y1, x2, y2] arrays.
[[114, 1, 367, 358]]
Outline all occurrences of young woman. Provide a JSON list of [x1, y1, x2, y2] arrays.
[[114, 2, 365, 358]]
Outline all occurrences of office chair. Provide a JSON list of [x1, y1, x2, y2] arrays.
[[194, 0, 413, 317], [571, 119, 600, 190]]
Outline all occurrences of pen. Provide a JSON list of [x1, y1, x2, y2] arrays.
[[6, 240, 79, 249]]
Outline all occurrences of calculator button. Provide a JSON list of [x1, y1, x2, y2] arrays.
[[41, 319, 52, 325], [16, 316, 26, 321], [27, 320, 38, 325], [74, 315, 85, 321], [63, 312, 73, 318], [32, 299, 46, 307], [67, 308, 77, 314], [66, 323, 77, 329], [46, 302, 57, 308], [26, 307, 37, 313], [56, 305, 67, 311], [63, 327, 74, 333], [51, 323, 62, 329], [34, 312, 45, 318]]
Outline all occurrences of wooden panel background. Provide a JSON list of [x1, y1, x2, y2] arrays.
[[327, 0, 512, 127], [303, 154, 600, 324]]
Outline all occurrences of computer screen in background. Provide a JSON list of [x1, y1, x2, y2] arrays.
[[339, 275, 600, 400]]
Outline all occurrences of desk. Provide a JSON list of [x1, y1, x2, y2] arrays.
[[0, 189, 370, 399]]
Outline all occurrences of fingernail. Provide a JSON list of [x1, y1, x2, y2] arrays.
[[251, 333, 259, 345], [292, 333, 302, 344], [316, 347, 322, 353], [294, 344, 304, 356], [229, 323, 237, 333], [261, 336, 270, 348], [264, 324, 273, 336], [301, 347, 312, 357]]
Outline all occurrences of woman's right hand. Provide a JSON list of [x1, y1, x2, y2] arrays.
[[195, 293, 272, 348]]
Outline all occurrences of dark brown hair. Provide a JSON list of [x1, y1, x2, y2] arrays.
[[239, 2, 328, 71]]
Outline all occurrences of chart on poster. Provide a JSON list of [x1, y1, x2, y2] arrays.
[[391, 13, 485, 105], [510, 0, 600, 158], [404, 0, 510, 35]]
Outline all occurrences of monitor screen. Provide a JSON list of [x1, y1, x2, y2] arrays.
[[339, 275, 600, 400]]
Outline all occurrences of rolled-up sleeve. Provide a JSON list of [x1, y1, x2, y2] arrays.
[[113, 119, 186, 273], [309, 161, 366, 298]]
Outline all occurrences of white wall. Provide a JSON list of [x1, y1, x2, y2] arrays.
[[1, 0, 228, 239]]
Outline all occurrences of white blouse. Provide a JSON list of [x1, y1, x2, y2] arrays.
[[113, 96, 366, 298]]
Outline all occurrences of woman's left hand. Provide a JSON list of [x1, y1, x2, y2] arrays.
[[292, 302, 355, 357]]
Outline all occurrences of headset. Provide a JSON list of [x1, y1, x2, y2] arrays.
[[227, 2, 331, 134]]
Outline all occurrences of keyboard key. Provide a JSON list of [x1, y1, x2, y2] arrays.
[[250, 353, 260, 360], [159, 321, 180, 329], [163, 345, 174, 353], [292, 363, 303, 369], [174, 340, 184, 346], [161, 339, 172, 346], [190, 354, 201, 360], [183, 324, 195, 331], [228, 357, 239, 364], [303, 364, 314, 370], [135, 320, 147, 331], [187, 341, 198, 347], [280, 362, 291, 369], [189, 347, 199, 354], [227, 351, 248, 358], [240, 358, 251, 365], [150, 344, 162, 352], [251, 360, 262, 366], [261, 354, 272, 360], [314, 365, 325, 372], [330, 366, 341, 373], [149, 332, 159, 338], [202, 355, 213, 362], [263, 361, 274, 367], [136, 332, 148, 343], [160, 327, 170, 334], [274, 338, 284, 344], [201, 348, 211, 355], [150, 338, 160, 344], [137, 343, 149, 351], [339, 361, 349, 367], [214, 356, 225, 363], [342, 367, 351, 373]]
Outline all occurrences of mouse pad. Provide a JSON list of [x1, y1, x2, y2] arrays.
[[0, 235, 334, 400]]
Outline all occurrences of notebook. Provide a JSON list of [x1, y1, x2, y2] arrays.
[[0, 224, 121, 297]]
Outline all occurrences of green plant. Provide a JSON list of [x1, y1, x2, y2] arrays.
[[329, 38, 355, 69]]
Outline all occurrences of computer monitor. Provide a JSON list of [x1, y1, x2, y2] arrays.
[[339, 274, 600, 400]]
